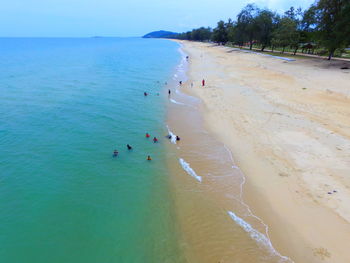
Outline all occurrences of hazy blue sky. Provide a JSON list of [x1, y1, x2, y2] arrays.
[[0, 0, 314, 37]]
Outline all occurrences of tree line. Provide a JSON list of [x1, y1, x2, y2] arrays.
[[173, 0, 350, 60]]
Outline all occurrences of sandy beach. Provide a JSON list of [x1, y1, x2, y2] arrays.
[[176, 40, 350, 263]]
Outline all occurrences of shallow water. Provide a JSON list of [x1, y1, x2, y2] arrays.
[[165, 46, 292, 263], [0, 38, 185, 263]]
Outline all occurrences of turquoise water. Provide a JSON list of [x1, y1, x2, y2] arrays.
[[0, 38, 184, 262]]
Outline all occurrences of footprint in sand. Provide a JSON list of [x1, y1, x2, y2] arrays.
[[312, 247, 331, 260]]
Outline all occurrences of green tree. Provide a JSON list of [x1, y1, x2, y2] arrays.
[[212, 20, 228, 44], [236, 4, 260, 49], [314, 0, 350, 59], [190, 27, 212, 41], [255, 9, 276, 51], [271, 17, 299, 53]]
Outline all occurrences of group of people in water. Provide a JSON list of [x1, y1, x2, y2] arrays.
[[113, 131, 179, 160], [114, 74, 202, 161]]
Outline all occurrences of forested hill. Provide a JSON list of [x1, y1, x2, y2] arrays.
[[142, 30, 178, 38]]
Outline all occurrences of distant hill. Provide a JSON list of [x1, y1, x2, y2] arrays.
[[142, 30, 178, 39]]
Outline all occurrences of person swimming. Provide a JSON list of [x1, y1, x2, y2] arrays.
[[147, 155, 152, 161], [176, 136, 180, 141], [127, 144, 132, 150], [113, 150, 119, 157], [153, 137, 158, 143], [146, 133, 150, 138], [166, 134, 172, 139], [144, 92, 148, 96]]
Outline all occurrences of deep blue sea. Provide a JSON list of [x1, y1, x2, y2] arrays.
[[0, 38, 185, 263]]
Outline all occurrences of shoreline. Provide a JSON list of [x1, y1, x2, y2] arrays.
[[165, 42, 291, 262], [172, 40, 350, 262]]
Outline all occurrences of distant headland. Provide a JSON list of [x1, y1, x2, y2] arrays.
[[142, 30, 178, 39]]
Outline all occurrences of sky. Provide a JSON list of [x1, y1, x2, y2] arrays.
[[0, 0, 314, 37]]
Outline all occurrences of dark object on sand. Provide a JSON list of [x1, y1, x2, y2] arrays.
[[340, 67, 349, 69]]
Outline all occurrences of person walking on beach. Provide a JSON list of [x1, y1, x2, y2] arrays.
[[202, 79, 205, 87]]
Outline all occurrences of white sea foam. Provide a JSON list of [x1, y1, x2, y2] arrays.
[[166, 125, 177, 144], [223, 145, 293, 262], [179, 158, 202, 182], [227, 211, 291, 262], [170, 98, 186, 106]]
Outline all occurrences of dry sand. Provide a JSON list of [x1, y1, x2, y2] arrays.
[[177, 41, 350, 263]]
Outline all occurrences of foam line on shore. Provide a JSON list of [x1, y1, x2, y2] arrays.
[[223, 145, 293, 262], [179, 158, 202, 182], [227, 211, 290, 261], [170, 98, 186, 106], [166, 125, 177, 144]]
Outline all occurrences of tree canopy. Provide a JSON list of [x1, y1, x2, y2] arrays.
[[171, 0, 350, 60]]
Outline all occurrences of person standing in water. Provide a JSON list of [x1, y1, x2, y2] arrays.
[[168, 89, 171, 95], [153, 137, 158, 143], [113, 150, 119, 157], [144, 92, 148, 96], [127, 144, 132, 150], [147, 155, 152, 161], [146, 133, 150, 138]]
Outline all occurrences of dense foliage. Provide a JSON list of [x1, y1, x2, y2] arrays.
[[173, 0, 350, 60]]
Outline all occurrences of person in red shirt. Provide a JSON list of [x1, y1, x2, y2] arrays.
[[202, 79, 205, 87], [153, 137, 158, 143], [146, 133, 150, 138]]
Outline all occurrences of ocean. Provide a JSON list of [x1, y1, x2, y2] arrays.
[[0, 37, 292, 263], [0, 37, 185, 263]]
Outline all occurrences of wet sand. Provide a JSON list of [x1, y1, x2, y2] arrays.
[[171, 41, 350, 263], [164, 53, 291, 262]]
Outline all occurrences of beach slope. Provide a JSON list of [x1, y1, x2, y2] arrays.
[[179, 40, 350, 263]]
